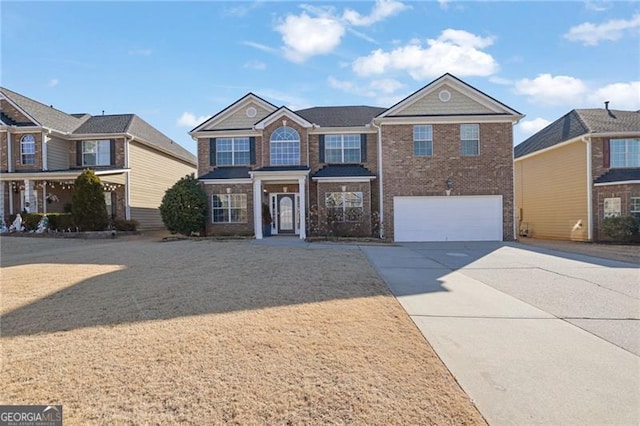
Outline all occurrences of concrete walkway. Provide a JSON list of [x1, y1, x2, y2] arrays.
[[361, 242, 640, 425]]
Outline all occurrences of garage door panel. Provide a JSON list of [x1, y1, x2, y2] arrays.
[[394, 196, 503, 242]]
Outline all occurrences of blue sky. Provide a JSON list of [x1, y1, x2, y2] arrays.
[[2, 1, 639, 155]]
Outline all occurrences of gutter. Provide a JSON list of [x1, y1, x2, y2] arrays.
[[371, 120, 384, 238], [582, 135, 593, 241]]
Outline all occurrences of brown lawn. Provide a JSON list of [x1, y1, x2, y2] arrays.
[[0, 236, 484, 425]]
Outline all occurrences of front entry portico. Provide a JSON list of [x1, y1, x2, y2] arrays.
[[250, 167, 309, 240]]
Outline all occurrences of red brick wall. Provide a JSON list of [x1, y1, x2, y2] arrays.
[[313, 181, 372, 237], [0, 133, 7, 171], [381, 122, 514, 240], [202, 183, 254, 236], [12, 132, 42, 170], [593, 183, 640, 241]]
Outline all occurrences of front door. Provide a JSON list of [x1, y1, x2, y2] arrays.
[[277, 194, 295, 234]]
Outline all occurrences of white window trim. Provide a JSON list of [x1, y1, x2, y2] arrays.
[[20, 134, 36, 165], [212, 193, 248, 223], [413, 125, 433, 157], [325, 134, 361, 163], [216, 137, 250, 166], [630, 197, 640, 219], [610, 138, 640, 168], [82, 140, 111, 167], [460, 124, 480, 157]]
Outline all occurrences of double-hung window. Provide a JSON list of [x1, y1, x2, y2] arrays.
[[325, 191, 363, 222], [413, 125, 433, 157], [631, 198, 640, 220], [325, 134, 361, 163], [20, 134, 36, 165], [212, 194, 247, 223], [82, 140, 111, 166], [460, 124, 480, 156], [216, 138, 250, 166], [610, 138, 640, 168]]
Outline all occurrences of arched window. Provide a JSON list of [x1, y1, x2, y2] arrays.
[[270, 126, 300, 166], [20, 134, 36, 165]]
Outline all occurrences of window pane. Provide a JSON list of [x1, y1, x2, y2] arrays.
[[414, 140, 433, 156], [343, 134, 360, 147], [344, 192, 363, 207], [97, 141, 111, 165], [413, 125, 432, 141], [234, 138, 250, 151], [234, 151, 250, 165], [325, 149, 342, 163], [461, 124, 479, 140], [461, 140, 479, 156], [343, 148, 361, 163], [325, 192, 343, 208], [217, 139, 233, 151], [83, 153, 97, 166]]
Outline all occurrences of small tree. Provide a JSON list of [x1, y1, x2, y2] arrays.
[[71, 169, 109, 231], [159, 174, 207, 235]]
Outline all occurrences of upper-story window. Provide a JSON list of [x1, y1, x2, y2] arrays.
[[413, 125, 433, 157], [216, 137, 250, 166], [270, 127, 300, 166], [610, 138, 640, 168], [82, 140, 111, 166], [325, 134, 361, 163], [20, 134, 36, 165], [460, 124, 479, 156]]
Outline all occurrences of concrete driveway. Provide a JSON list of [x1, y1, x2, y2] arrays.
[[361, 241, 640, 425]]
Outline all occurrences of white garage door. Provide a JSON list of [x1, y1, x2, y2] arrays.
[[394, 195, 503, 242]]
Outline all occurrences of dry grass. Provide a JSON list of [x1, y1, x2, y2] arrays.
[[0, 236, 484, 425]]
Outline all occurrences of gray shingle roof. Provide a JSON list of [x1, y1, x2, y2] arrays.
[[312, 164, 376, 178], [295, 106, 386, 127], [72, 114, 195, 164], [199, 167, 252, 180], [0, 87, 86, 133], [594, 168, 640, 184], [515, 109, 640, 158]]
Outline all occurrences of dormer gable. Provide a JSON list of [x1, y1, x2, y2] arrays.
[[254, 107, 313, 130], [190, 93, 277, 134]]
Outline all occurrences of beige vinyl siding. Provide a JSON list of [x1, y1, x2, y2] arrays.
[[394, 84, 495, 116], [128, 141, 196, 229], [46, 136, 70, 170], [515, 142, 588, 241], [204, 102, 272, 130]]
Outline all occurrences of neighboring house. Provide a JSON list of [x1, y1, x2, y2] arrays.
[[190, 73, 522, 242], [514, 107, 640, 241], [0, 87, 196, 229]]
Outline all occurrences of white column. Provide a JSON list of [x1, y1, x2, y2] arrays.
[[125, 170, 131, 219], [253, 179, 263, 239], [7, 132, 13, 172], [42, 131, 48, 171], [8, 182, 14, 214], [298, 177, 306, 239], [24, 179, 31, 213], [0, 181, 4, 220], [43, 181, 47, 214]]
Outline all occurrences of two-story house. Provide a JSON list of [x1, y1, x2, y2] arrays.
[[191, 74, 522, 242], [0, 87, 197, 229], [515, 107, 640, 241]]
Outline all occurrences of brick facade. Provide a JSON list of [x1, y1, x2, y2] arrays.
[[593, 184, 640, 241], [203, 183, 254, 236], [381, 122, 515, 240], [0, 133, 7, 171], [313, 181, 373, 237], [12, 132, 43, 171]]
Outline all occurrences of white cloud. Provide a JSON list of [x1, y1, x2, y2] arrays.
[[514, 74, 588, 105], [241, 41, 279, 54], [588, 81, 640, 110], [489, 76, 513, 85], [275, 12, 345, 63], [352, 29, 498, 80], [243, 60, 266, 70], [48, 78, 59, 87], [177, 112, 211, 128], [343, 0, 409, 26], [258, 89, 312, 111], [371, 78, 405, 95], [564, 14, 640, 46], [585, 1, 612, 12], [518, 118, 552, 137], [327, 76, 405, 105], [438, 0, 452, 10]]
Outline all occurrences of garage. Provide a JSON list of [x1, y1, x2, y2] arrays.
[[394, 195, 503, 242]]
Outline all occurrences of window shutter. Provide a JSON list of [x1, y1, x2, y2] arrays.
[[76, 141, 83, 166], [360, 134, 367, 162], [110, 140, 116, 165], [209, 138, 216, 166], [603, 139, 610, 168], [249, 137, 256, 165], [319, 135, 325, 163]]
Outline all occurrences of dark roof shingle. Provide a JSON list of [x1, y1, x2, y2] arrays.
[[312, 164, 376, 178], [594, 168, 640, 184], [515, 109, 640, 158], [295, 106, 385, 127], [199, 167, 251, 180]]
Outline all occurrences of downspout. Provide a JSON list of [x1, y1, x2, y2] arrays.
[[371, 121, 384, 238], [582, 135, 593, 241]]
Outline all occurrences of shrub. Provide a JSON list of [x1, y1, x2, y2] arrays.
[[159, 174, 207, 236], [48, 214, 75, 231], [601, 216, 639, 242], [72, 169, 109, 231], [113, 218, 139, 231]]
